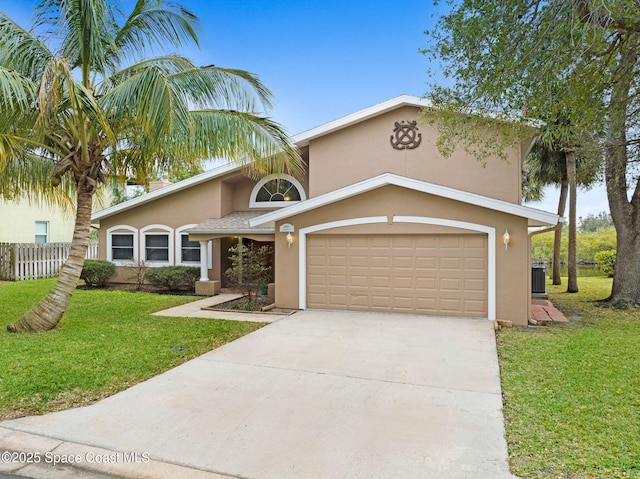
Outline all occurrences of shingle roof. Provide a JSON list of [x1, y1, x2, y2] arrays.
[[187, 211, 275, 234]]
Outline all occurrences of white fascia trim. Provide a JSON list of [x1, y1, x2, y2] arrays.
[[293, 95, 432, 147], [249, 173, 307, 208], [106, 225, 138, 264], [140, 224, 174, 267], [297, 215, 495, 321], [291, 94, 540, 148], [298, 217, 388, 310], [250, 173, 559, 228], [92, 162, 241, 221]]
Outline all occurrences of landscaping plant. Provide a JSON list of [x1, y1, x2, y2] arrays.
[[144, 266, 200, 292], [79, 260, 116, 287], [225, 243, 273, 304]]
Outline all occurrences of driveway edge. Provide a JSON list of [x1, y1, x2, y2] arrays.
[[0, 427, 233, 479]]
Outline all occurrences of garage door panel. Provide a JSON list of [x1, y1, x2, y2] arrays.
[[307, 234, 488, 317], [393, 276, 414, 289], [415, 257, 437, 269], [440, 278, 461, 291], [465, 300, 487, 314], [465, 278, 486, 292], [464, 257, 487, 271], [393, 256, 413, 269]]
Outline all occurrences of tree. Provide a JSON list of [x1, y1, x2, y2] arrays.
[[579, 212, 613, 232], [525, 129, 601, 288], [0, 0, 303, 332], [225, 243, 273, 304], [422, 0, 640, 307]]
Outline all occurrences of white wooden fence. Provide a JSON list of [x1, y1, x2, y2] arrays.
[[0, 242, 99, 281]]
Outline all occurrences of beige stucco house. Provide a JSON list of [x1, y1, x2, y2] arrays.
[[92, 95, 558, 326]]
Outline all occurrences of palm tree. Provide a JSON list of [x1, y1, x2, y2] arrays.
[[525, 129, 600, 292], [0, 0, 303, 333], [525, 142, 569, 286]]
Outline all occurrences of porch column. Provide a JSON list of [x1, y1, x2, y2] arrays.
[[199, 240, 209, 281]]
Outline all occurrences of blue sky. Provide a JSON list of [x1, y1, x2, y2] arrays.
[[2, 0, 609, 218]]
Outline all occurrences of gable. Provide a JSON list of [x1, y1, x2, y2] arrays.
[[250, 173, 558, 228], [305, 105, 528, 203]]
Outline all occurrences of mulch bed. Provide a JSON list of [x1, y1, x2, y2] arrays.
[[203, 293, 297, 315], [76, 283, 196, 295]]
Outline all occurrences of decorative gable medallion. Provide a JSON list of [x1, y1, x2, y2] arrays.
[[390, 120, 422, 150]]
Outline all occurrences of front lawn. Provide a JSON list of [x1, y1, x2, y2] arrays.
[[0, 279, 265, 420], [499, 277, 640, 479]]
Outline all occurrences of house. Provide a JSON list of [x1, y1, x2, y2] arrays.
[[0, 199, 75, 243], [91, 95, 558, 326]]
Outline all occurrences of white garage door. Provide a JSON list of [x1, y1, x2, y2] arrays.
[[306, 234, 488, 317]]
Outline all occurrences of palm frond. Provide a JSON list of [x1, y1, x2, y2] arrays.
[[0, 150, 75, 211], [0, 12, 53, 78], [99, 55, 196, 91], [168, 66, 274, 112], [112, 0, 199, 65], [0, 67, 37, 111], [100, 65, 189, 143], [187, 110, 303, 178]]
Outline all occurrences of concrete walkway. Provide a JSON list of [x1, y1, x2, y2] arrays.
[[0, 311, 518, 479], [151, 294, 294, 323]]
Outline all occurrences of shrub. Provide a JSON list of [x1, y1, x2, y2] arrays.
[[594, 249, 616, 276], [225, 244, 273, 302], [144, 266, 200, 291], [80, 260, 116, 287]]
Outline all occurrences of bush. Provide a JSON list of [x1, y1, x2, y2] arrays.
[[144, 266, 200, 291], [224, 244, 273, 302], [80, 260, 116, 287], [594, 249, 616, 276]]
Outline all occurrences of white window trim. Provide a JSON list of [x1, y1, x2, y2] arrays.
[[107, 225, 138, 264], [175, 225, 212, 268], [249, 174, 307, 209], [140, 224, 174, 267], [298, 216, 495, 321], [35, 221, 49, 243]]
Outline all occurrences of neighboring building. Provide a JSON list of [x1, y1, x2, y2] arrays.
[[0, 199, 75, 243], [91, 95, 558, 326]]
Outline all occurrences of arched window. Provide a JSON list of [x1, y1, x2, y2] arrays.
[[140, 224, 174, 266], [106, 225, 138, 264], [250, 174, 306, 208]]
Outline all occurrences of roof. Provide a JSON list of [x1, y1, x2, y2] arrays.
[[91, 94, 541, 222], [92, 162, 241, 221], [292, 95, 433, 147], [249, 173, 559, 228], [292, 94, 541, 147], [187, 211, 275, 235]]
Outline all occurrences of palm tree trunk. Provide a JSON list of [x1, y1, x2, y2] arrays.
[[566, 150, 579, 293], [7, 182, 93, 333], [552, 174, 568, 285]]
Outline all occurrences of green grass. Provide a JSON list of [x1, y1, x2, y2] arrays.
[[0, 279, 265, 420], [499, 276, 640, 479]]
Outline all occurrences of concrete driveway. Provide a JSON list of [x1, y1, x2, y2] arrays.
[[0, 310, 518, 479]]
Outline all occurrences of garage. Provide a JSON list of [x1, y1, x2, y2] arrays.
[[306, 233, 488, 317]]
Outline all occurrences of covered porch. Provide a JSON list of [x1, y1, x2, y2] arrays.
[[186, 211, 275, 295]]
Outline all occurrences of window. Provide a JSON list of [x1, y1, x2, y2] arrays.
[[107, 225, 138, 263], [175, 225, 210, 267], [140, 225, 174, 265], [111, 234, 134, 260], [250, 174, 306, 208], [35, 221, 49, 243], [145, 234, 169, 262], [180, 234, 200, 263]]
